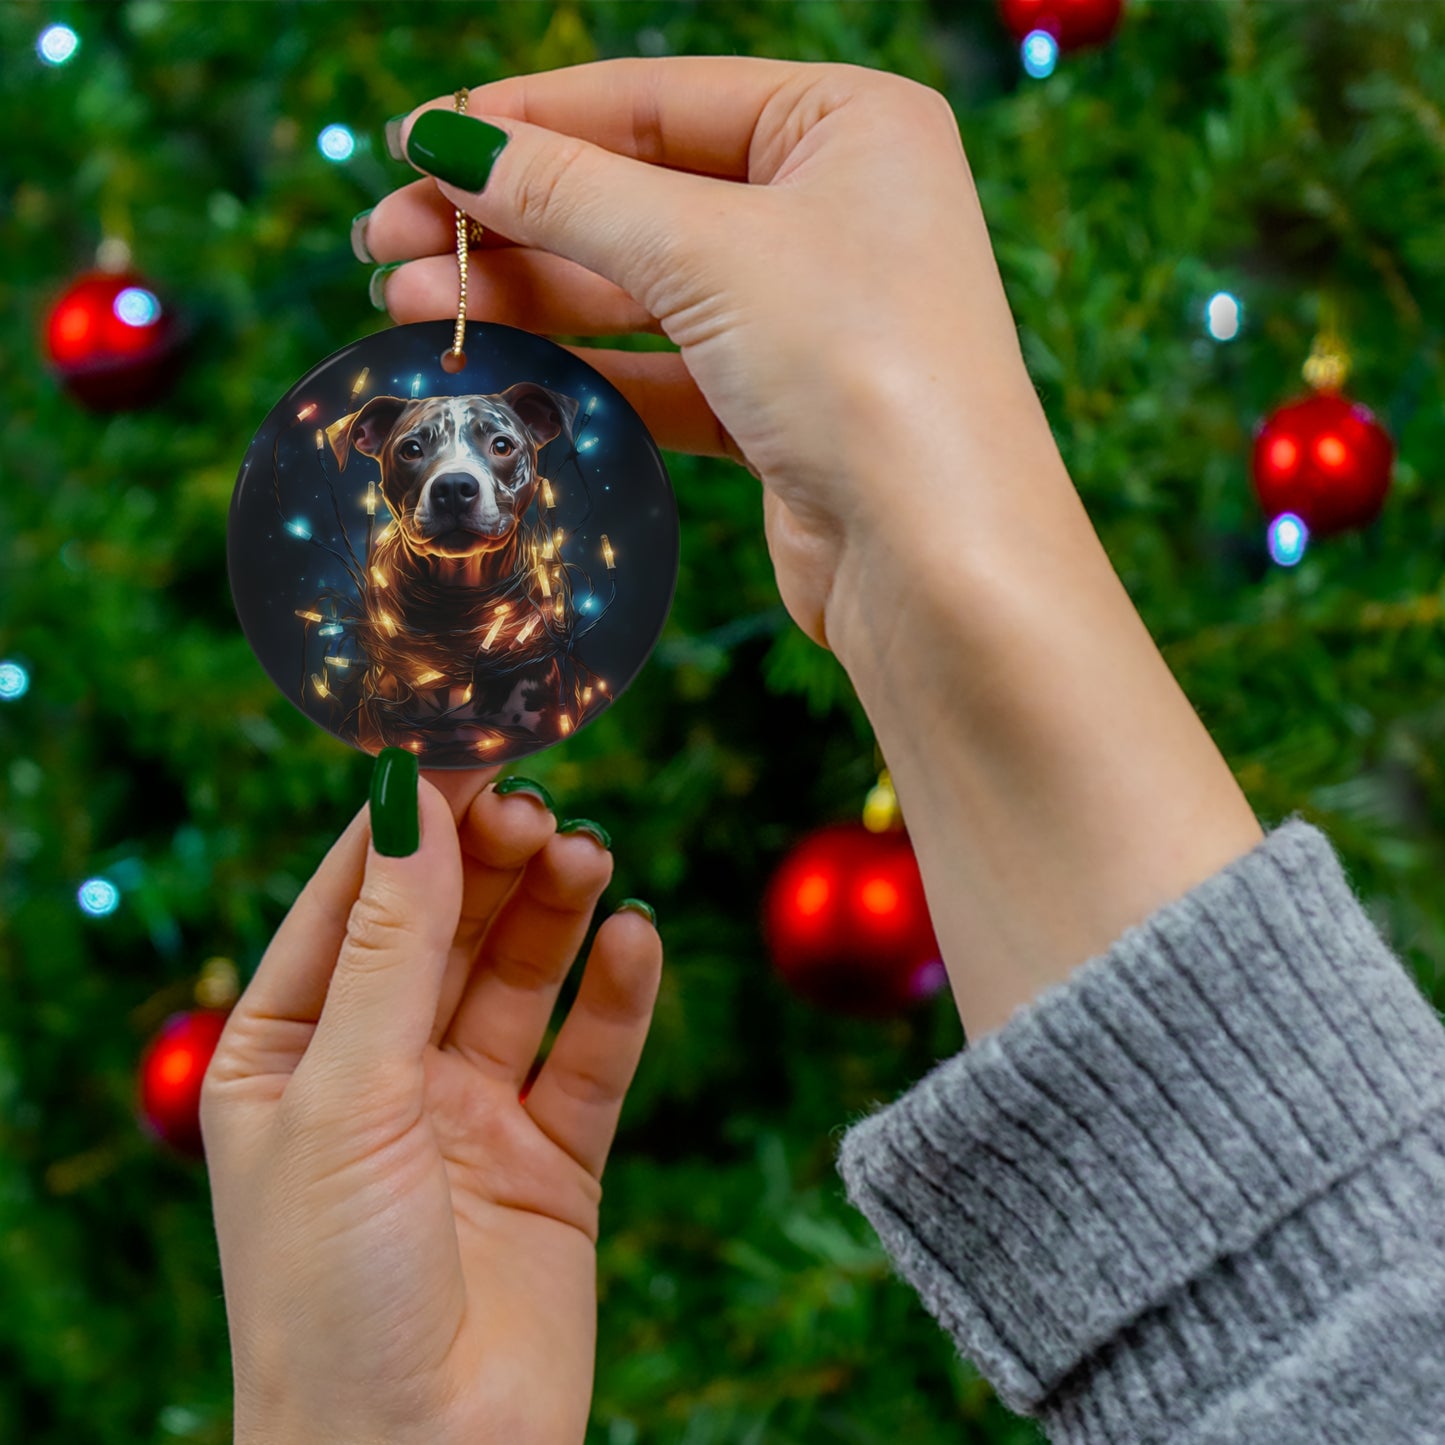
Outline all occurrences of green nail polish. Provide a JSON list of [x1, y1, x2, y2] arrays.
[[350, 208, 375, 264], [384, 113, 409, 162], [558, 818, 612, 850], [369, 261, 403, 311], [617, 898, 657, 927], [493, 775, 556, 813], [370, 747, 420, 857], [405, 110, 510, 192]]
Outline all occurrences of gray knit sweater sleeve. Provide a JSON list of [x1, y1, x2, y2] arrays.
[[835, 817, 1445, 1443]]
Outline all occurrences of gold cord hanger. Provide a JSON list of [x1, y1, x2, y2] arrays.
[[442, 87, 485, 372]]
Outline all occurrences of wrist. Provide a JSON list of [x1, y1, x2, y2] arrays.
[[824, 426, 1261, 1039]]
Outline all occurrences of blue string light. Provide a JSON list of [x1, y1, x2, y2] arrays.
[[37, 24, 79, 66], [1267, 512, 1309, 567], [0, 660, 29, 701], [114, 287, 162, 327], [1205, 291, 1242, 341], [286, 518, 312, 540], [78, 878, 121, 918], [1021, 30, 1059, 79], [318, 124, 356, 162]]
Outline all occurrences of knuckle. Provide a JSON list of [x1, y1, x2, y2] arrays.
[[340, 891, 410, 969], [513, 135, 590, 232]]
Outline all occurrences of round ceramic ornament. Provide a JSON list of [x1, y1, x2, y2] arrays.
[[228, 316, 678, 768]]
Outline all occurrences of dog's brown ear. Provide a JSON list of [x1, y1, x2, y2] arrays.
[[500, 383, 580, 449], [325, 396, 411, 471]]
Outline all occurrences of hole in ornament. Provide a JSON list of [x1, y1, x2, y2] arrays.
[[440, 348, 466, 374]]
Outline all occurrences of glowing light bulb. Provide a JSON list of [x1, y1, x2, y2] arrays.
[[78, 877, 119, 917], [559, 715, 572, 735], [515, 615, 540, 644], [541, 479, 556, 509], [0, 661, 30, 701], [294, 609, 323, 622], [1021, 29, 1058, 79], [554, 592, 564, 620], [296, 402, 318, 421], [586, 396, 597, 414], [286, 518, 311, 540], [324, 655, 351, 669], [37, 24, 79, 65], [415, 669, 444, 686], [350, 367, 370, 397], [318, 124, 356, 162], [535, 563, 552, 599], [113, 288, 160, 327], [601, 534, 615, 570], [365, 480, 377, 516], [554, 528, 565, 550], [1267, 512, 1309, 567], [378, 612, 398, 636], [311, 673, 330, 698], [370, 566, 388, 588], [481, 606, 510, 652], [1205, 291, 1242, 341]]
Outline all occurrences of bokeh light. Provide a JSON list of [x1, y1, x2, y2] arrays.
[[1022, 30, 1059, 79], [77, 878, 121, 917], [0, 661, 29, 701], [317, 124, 356, 162], [1267, 512, 1309, 567], [114, 287, 162, 327], [37, 24, 79, 66], [1205, 291, 1242, 341]]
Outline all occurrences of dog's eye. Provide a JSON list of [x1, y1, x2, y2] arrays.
[[398, 438, 424, 461], [491, 435, 516, 457]]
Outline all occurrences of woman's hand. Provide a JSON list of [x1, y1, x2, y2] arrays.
[[361, 56, 1059, 658], [362, 59, 1263, 1041], [201, 762, 661, 1445]]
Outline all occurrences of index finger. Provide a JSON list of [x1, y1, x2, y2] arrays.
[[397, 54, 809, 182]]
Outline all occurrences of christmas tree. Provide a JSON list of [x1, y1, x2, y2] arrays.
[[2, 3, 1443, 1442]]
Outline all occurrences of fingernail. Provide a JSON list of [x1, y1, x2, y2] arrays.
[[369, 261, 404, 311], [405, 110, 510, 192], [370, 747, 420, 857], [616, 898, 657, 927], [493, 775, 556, 813], [384, 113, 409, 162], [558, 818, 612, 851], [350, 208, 375, 264]]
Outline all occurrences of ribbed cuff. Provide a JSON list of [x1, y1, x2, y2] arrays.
[[836, 817, 1445, 1438]]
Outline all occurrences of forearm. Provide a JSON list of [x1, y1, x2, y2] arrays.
[[826, 385, 1262, 1040]]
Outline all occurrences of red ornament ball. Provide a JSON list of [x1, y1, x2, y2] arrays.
[[44, 269, 183, 410], [998, 0, 1124, 49], [137, 1008, 230, 1157], [763, 822, 946, 1017], [1251, 392, 1394, 538]]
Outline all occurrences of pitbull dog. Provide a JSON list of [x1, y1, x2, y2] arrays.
[[324, 383, 604, 757]]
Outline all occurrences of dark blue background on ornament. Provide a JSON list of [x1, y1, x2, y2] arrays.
[[227, 320, 679, 758]]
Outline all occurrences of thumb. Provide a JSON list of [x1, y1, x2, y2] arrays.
[[396, 106, 745, 316], [303, 749, 462, 1088]]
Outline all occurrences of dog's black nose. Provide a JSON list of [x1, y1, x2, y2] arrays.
[[429, 472, 481, 512]]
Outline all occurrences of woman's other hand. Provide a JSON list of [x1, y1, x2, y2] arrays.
[[202, 759, 661, 1445]]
